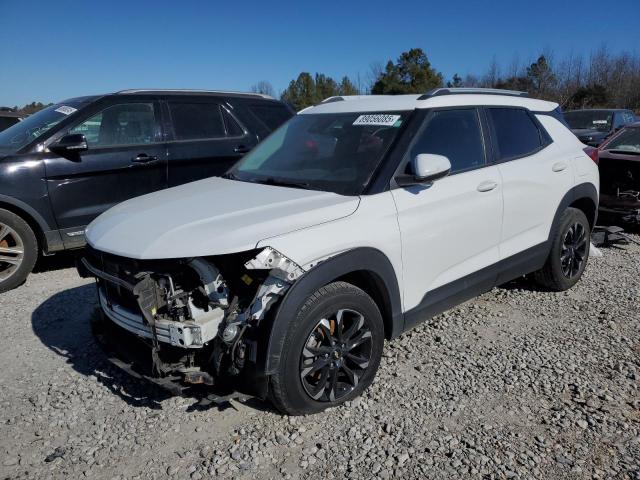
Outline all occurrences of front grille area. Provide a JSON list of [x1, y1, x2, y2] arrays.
[[83, 246, 146, 312]]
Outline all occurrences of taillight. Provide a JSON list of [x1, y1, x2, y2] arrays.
[[583, 146, 599, 165]]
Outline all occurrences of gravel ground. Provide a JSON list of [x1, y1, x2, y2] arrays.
[[1, 238, 639, 480]]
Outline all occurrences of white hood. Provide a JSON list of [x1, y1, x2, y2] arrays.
[[86, 177, 360, 259]]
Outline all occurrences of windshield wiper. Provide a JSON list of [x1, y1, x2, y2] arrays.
[[220, 172, 239, 180], [251, 177, 312, 190], [606, 149, 640, 156]]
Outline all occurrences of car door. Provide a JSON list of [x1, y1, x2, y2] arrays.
[[165, 98, 257, 187], [44, 100, 167, 247], [391, 108, 503, 325], [488, 107, 574, 265]]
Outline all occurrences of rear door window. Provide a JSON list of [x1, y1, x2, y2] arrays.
[[169, 102, 225, 140], [248, 103, 293, 130], [487, 108, 544, 161]]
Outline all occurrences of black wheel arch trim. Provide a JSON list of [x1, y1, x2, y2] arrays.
[[262, 247, 403, 376], [548, 182, 598, 238], [0, 193, 60, 252]]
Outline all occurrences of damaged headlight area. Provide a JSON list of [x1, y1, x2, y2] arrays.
[[79, 246, 305, 388]]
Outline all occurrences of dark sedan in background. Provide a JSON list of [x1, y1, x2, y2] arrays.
[[597, 122, 640, 221], [564, 109, 636, 147]]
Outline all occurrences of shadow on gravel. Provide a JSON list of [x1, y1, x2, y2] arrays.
[[33, 250, 79, 274], [497, 276, 548, 292], [31, 284, 275, 414]]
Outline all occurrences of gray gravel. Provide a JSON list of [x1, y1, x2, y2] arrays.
[[1, 239, 639, 480]]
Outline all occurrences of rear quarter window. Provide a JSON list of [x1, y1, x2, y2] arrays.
[[488, 108, 546, 161], [248, 103, 293, 131]]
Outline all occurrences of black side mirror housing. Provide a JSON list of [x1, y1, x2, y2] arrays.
[[50, 134, 88, 155]]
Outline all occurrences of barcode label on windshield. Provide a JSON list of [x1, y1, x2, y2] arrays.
[[353, 114, 401, 126], [55, 106, 77, 115]]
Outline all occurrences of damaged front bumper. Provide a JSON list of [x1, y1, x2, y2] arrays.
[[79, 246, 306, 392], [97, 287, 224, 348]]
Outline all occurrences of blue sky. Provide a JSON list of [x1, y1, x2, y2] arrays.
[[1, 0, 639, 106]]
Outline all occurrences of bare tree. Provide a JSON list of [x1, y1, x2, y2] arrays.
[[472, 46, 640, 110], [367, 61, 385, 93], [250, 80, 275, 97], [482, 56, 500, 87]]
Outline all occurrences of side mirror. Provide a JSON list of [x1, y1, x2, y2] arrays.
[[50, 134, 88, 155], [396, 154, 451, 187]]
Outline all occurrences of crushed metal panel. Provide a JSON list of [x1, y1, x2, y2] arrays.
[[238, 247, 307, 322], [244, 247, 305, 281]]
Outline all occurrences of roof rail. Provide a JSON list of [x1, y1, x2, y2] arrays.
[[418, 87, 529, 100], [320, 96, 346, 103], [116, 89, 274, 99], [320, 95, 375, 104]]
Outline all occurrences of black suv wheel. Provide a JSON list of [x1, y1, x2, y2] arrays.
[[269, 281, 384, 415], [0, 209, 38, 293], [534, 207, 590, 291]]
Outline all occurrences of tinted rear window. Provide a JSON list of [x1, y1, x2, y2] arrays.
[[488, 108, 543, 161], [169, 102, 225, 140], [248, 103, 293, 130]]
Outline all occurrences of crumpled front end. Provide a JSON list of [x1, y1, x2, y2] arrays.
[[79, 246, 305, 394]]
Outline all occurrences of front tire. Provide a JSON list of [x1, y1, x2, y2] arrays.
[[534, 207, 590, 291], [269, 281, 384, 415], [0, 209, 38, 293]]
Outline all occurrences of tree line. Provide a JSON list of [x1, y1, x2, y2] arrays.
[[2, 102, 54, 115], [258, 47, 640, 112]]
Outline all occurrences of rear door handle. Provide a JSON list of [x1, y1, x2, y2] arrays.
[[131, 153, 158, 164], [477, 180, 498, 192], [234, 145, 251, 154], [552, 161, 568, 172]]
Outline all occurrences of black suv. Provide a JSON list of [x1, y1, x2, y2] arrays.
[[0, 89, 294, 292], [564, 109, 637, 146]]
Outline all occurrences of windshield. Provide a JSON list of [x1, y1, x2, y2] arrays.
[[564, 111, 613, 132], [0, 102, 82, 151], [603, 127, 640, 154], [229, 111, 409, 195]]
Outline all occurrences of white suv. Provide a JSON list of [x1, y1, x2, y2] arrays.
[[79, 88, 599, 415]]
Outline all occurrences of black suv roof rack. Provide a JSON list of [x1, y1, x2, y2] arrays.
[[116, 89, 273, 99], [418, 88, 529, 100]]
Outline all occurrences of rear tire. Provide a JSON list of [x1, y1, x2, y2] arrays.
[[533, 207, 590, 291], [269, 281, 384, 415], [0, 209, 38, 293]]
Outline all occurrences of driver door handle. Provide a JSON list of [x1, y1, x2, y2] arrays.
[[234, 145, 251, 154], [131, 153, 158, 164], [477, 180, 498, 192], [552, 161, 568, 172]]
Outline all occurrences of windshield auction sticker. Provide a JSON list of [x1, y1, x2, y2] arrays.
[[55, 106, 78, 115], [353, 114, 401, 126]]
